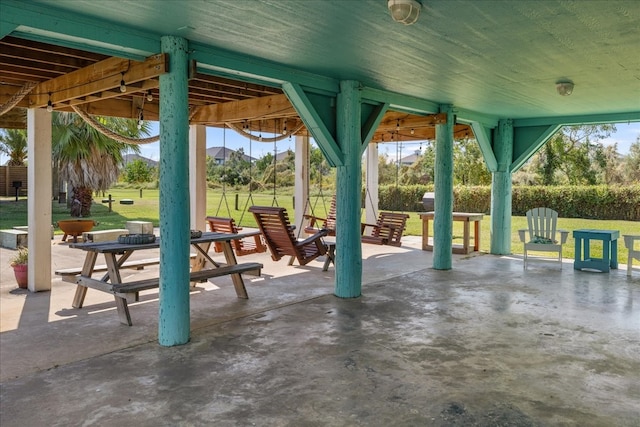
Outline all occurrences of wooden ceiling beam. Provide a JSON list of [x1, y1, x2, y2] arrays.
[[370, 124, 473, 143], [190, 93, 297, 125], [26, 54, 167, 108], [375, 113, 448, 132]]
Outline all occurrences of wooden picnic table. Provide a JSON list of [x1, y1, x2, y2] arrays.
[[56, 231, 263, 326], [419, 212, 484, 254]]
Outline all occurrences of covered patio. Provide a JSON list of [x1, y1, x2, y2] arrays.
[[1, 1, 639, 424], [1, 238, 638, 425]]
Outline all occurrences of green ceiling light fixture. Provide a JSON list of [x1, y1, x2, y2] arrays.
[[556, 80, 574, 96], [388, 0, 422, 25]]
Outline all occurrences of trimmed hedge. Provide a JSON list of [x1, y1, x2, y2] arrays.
[[375, 184, 640, 221]]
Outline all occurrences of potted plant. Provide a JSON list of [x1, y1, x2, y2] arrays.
[[10, 247, 28, 289]]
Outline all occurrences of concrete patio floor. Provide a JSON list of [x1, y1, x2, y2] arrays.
[[0, 237, 638, 426]]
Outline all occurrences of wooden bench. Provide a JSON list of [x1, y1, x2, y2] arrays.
[[70, 262, 263, 325], [0, 229, 28, 249], [55, 257, 163, 277], [13, 225, 54, 239], [111, 263, 263, 294], [55, 254, 198, 278]]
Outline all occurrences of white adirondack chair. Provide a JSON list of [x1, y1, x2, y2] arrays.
[[623, 235, 640, 277], [518, 207, 569, 269]]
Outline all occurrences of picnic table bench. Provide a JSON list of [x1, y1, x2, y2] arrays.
[[58, 231, 263, 326]]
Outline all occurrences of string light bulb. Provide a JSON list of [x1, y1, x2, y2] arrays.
[[411, 128, 415, 135], [146, 91, 153, 102], [137, 110, 144, 130], [46, 93, 53, 112], [120, 73, 127, 93]]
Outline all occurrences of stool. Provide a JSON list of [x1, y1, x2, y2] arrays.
[[573, 229, 619, 272]]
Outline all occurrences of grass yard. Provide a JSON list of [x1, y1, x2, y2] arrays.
[[1, 188, 638, 267]]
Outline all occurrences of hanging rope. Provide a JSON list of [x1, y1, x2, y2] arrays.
[[214, 124, 233, 217], [238, 121, 258, 226], [0, 82, 38, 116], [225, 121, 304, 143], [71, 105, 159, 145], [271, 135, 279, 206]]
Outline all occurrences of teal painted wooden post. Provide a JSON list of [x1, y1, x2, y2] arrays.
[[433, 105, 454, 270], [490, 119, 513, 255], [158, 35, 191, 346], [335, 80, 362, 298]]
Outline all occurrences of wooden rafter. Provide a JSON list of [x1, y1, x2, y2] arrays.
[[26, 54, 167, 108], [190, 93, 297, 125]]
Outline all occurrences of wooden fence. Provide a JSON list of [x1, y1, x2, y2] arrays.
[[0, 166, 28, 197]]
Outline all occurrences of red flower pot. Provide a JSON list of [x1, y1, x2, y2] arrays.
[[13, 264, 28, 289]]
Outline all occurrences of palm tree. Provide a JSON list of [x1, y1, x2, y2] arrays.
[[52, 112, 150, 216], [0, 129, 28, 165]]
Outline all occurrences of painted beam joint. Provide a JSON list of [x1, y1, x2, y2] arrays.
[[282, 82, 343, 166], [361, 103, 389, 155]]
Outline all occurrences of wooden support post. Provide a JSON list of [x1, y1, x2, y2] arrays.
[[490, 119, 513, 255], [27, 108, 52, 292], [335, 80, 362, 298], [294, 135, 310, 231], [158, 35, 191, 346], [189, 124, 207, 230], [365, 143, 379, 224], [433, 105, 454, 270]]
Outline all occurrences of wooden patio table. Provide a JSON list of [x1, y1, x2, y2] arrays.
[[419, 212, 484, 255], [56, 231, 263, 326]]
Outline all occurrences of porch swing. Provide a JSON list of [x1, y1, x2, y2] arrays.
[[302, 149, 337, 237], [361, 122, 410, 246], [206, 123, 266, 256]]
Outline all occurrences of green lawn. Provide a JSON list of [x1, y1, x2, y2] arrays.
[[1, 188, 637, 267]]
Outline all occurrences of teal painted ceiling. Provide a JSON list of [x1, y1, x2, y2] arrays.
[[3, 0, 640, 122]]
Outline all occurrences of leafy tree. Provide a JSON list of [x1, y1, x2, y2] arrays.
[[376, 153, 401, 185], [255, 152, 274, 175], [0, 129, 28, 165], [123, 159, 154, 184], [453, 138, 491, 185], [52, 112, 149, 216], [309, 146, 333, 189], [218, 148, 251, 187], [397, 139, 490, 186], [600, 144, 624, 185], [623, 137, 640, 183], [534, 124, 615, 185]]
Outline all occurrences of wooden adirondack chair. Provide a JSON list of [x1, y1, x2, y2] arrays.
[[249, 206, 328, 266], [205, 216, 267, 256], [518, 207, 569, 269], [304, 195, 337, 236], [361, 212, 410, 247]]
